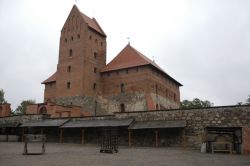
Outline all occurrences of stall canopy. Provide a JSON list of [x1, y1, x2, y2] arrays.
[[129, 120, 186, 130], [0, 122, 20, 128], [60, 118, 134, 128], [20, 119, 69, 127]]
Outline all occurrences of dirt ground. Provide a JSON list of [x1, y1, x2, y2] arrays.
[[0, 142, 249, 166]]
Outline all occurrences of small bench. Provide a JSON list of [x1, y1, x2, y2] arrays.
[[211, 142, 232, 154]]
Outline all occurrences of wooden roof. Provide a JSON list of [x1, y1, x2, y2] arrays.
[[129, 120, 186, 130], [20, 119, 69, 127], [60, 118, 134, 128]]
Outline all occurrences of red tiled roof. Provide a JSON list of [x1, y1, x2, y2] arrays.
[[62, 5, 106, 37], [41, 72, 57, 84], [101, 44, 182, 86], [80, 12, 106, 37], [101, 44, 158, 72]]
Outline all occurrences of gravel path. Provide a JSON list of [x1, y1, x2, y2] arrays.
[[0, 142, 249, 166]]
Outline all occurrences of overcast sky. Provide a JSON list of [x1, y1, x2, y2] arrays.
[[0, 0, 250, 110]]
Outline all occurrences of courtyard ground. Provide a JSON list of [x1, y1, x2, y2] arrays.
[[0, 142, 249, 166]]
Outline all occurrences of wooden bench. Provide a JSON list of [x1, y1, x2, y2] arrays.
[[211, 142, 232, 154]]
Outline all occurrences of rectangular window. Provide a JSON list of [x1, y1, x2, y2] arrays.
[[93, 83, 96, 90], [69, 49, 73, 56], [67, 66, 71, 72], [67, 82, 71, 89]]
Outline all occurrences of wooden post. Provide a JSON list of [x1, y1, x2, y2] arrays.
[[22, 128, 25, 142], [128, 129, 131, 147], [60, 128, 63, 143], [6, 133, 9, 142], [181, 128, 186, 149], [81, 128, 84, 144], [155, 129, 159, 147], [41, 128, 43, 135]]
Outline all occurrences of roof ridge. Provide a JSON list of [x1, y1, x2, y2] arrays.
[[128, 45, 165, 72]]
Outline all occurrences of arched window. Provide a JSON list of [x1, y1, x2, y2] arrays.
[[120, 104, 125, 112], [39, 107, 47, 114]]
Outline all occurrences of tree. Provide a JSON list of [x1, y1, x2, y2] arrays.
[[0, 89, 7, 104], [15, 100, 36, 115], [236, 95, 250, 106], [246, 95, 250, 105], [180, 98, 213, 109]]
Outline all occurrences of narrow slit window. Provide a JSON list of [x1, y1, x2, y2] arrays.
[[69, 49, 73, 56], [67, 66, 71, 72], [67, 82, 71, 89], [120, 83, 124, 93], [94, 52, 97, 59]]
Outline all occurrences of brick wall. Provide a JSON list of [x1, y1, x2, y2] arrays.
[[0, 104, 11, 117]]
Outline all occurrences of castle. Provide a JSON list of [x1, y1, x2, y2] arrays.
[[26, 5, 181, 117], [0, 5, 250, 155]]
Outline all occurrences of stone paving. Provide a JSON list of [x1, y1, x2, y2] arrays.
[[0, 142, 249, 166]]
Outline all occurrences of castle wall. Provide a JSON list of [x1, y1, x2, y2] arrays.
[[115, 105, 250, 151], [0, 114, 45, 126], [100, 66, 180, 114]]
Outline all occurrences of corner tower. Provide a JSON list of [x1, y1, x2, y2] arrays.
[[42, 5, 106, 114]]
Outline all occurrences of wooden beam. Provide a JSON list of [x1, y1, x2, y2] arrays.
[[155, 129, 159, 147], [60, 128, 63, 143], [128, 129, 131, 147], [22, 128, 25, 142], [81, 128, 84, 144]]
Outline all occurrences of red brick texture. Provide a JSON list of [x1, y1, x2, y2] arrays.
[[0, 103, 11, 117], [242, 126, 250, 154]]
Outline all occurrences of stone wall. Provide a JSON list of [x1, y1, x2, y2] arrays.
[[0, 114, 45, 126], [115, 105, 250, 149]]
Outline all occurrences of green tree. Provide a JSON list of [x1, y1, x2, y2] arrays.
[[15, 100, 36, 115], [180, 98, 213, 109], [0, 89, 7, 104]]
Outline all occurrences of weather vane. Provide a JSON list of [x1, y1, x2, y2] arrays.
[[127, 37, 130, 45]]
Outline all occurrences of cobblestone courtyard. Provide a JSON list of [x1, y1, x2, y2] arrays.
[[0, 142, 249, 166]]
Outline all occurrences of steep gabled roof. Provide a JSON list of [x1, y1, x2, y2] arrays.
[[101, 44, 182, 86], [80, 12, 106, 37], [41, 72, 57, 84], [62, 5, 106, 37]]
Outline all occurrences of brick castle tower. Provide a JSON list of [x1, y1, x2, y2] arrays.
[[42, 5, 182, 116]]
